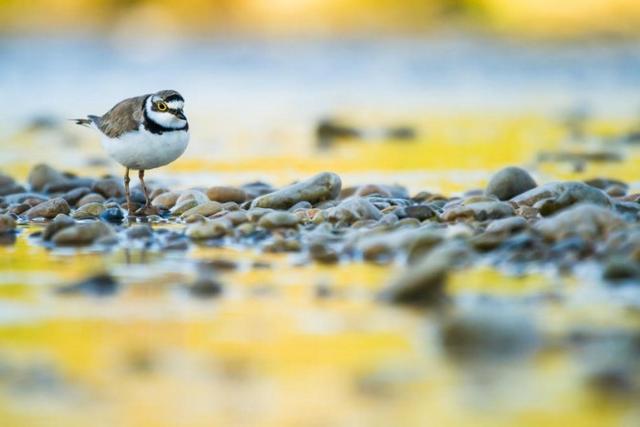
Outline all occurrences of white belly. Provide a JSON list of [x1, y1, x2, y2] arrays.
[[101, 127, 189, 170]]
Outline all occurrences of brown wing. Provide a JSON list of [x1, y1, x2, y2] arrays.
[[97, 95, 148, 138]]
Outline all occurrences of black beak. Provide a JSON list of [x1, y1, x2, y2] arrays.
[[174, 109, 186, 120]]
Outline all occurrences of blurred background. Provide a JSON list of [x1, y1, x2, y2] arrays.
[[2, 2, 640, 427], [2, 0, 640, 192]]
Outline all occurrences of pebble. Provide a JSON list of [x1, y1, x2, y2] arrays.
[[100, 207, 124, 224], [186, 219, 232, 240], [71, 202, 105, 219], [485, 216, 528, 234], [206, 186, 247, 203], [42, 214, 75, 241], [51, 221, 115, 245], [251, 172, 342, 209], [535, 203, 626, 242], [0, 214, 16, 233], [23, 198, 71, 219], [396, 205, 435, 221], [442, 201, 514, 222], [27, 164, 67, 192], [327, 197, 382, 224], [126, 224, 154, 239], [485, 166, 537, 200], [180, 201, 223, 218], [77, 193, 106, 207], [151, 191, 180, 209], [258, 211, 300, 229], [91, 178, 125, 199], [379, 242, 470, 305], [513, 182, 611, 213]]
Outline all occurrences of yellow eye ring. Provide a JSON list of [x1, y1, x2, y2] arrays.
[[157, 102, 168, 111]]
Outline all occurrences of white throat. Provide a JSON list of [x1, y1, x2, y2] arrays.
[[145, 96, 187, 129]]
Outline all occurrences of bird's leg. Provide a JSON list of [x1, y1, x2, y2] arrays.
[[139, 170, 150, 209], [124, 168, 133, 216]]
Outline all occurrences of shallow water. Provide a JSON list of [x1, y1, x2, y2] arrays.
[[2, 37, 640, 426]]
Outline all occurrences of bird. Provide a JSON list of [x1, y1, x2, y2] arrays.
[[74, 89, 189, 216]]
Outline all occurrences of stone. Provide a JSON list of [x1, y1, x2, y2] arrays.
[[258, 211, 300, 229], [28, 164, 66, 192], [327, 197, 382, 224], [485, 216, 528, 234], [43, 178, 94, 194], [397, 205, 435, 221], [170, 199, 199, 216], [251, 172, 342, 209], [42, 214, 75, 241], [176, 190, 209, 206], [602, 258, 640, 283], [126, 224, 154, 239], [91, 178, 125, 199], [512, 182, 611, 211], [186, 219, 232, 240], [100, 207, 124, 224], [23, 198, 70, 219], [535, 203, 627, 242], [77, 193, 106, 207], [71, 202, 105, 219], [61, 187, 91, 206], [0, 214, 16, 233], [485, 167, 537, 200], [378, 242, 471, 305], [206, 186, 247, 203], [0, 175, 26, 196], [52, 222, 115, 245], [180, 201, 223, 218], [442, 201, 514, 222], [151, 191, 180, 209]]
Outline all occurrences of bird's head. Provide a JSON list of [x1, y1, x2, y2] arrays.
[[145, 90, 187, 129]]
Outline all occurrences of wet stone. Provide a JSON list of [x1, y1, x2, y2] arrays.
[[23, 198, 70, 220], [180, 201, 223, 218], [186, 219, 232, 240], [151, 191, 180, 210], [126, 224, 154, 239], [91, 178, 125, 199], [206, 186, 247, 203], [442, 201, 514, 222], [72, 202, 105, 219], [485, 166, 537, 201], [0, 214, 16, 233], [251, 172, 342, 210], [258, 211, 300, 229], [51, 221, 115, 246], [170, 199, 199, 216], [100, 207, 124, 224], [396, 205, 435, 221], [42, 214, 75, 241], [77, 193, 106, 207], [28, 164, 67, 192]]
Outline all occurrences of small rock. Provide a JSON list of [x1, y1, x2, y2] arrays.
[[100, 207, 124, 224], [23, 198, 70, 219], [309, 242, 340, 264], [186, 219, 232, 240], [42, 214, 75, 241], [126, 224, 153, 239], [378, 242, 470, 306], [71, 202, 105, 219], [176, 190, 209, 206], [43, 178, 94, 194], [61, 187, 91, 206], [251, 172, 342, 209], [485, 216, 528, 234], [397, 205, 435, 221], [151, 191, 180, 209], [0, 175, 26, 196], [206, 186, 247, 203], [188, 278, 223, 298], [513, 182, 611, 212], [0, 214, 16, 233], [327, 197, 382, 224], [602, 258, 640, 283], [442, 201, 514, 222], [56, 273, 118, 296], [258, 211, 300, 229], [91, 178, 125, 199], [170, 199, 199, 216], [535, 203, 626, 242], [180, 201, 223, 218], [485, 166, 537, 201], [52, 221, 115, 245], [77, 193, 105, 207], [28, 164, 66, 192]]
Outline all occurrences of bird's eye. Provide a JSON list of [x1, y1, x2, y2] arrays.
[[156, 102, 168, 111]]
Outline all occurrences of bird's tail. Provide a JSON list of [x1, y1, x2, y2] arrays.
[[71, 115, 100, 127]]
